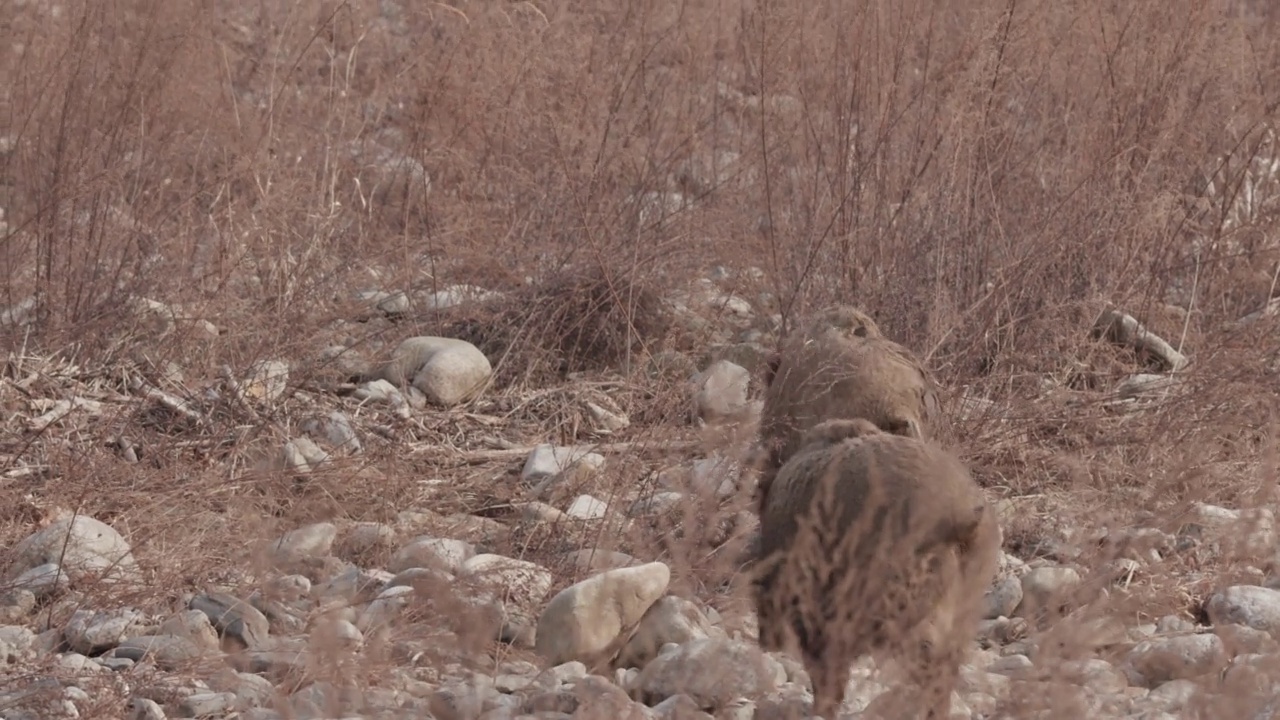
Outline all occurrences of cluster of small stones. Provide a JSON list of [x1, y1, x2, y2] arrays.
[[4, 489, 1280, 719]]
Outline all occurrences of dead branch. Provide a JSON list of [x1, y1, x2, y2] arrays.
[[1093, 308, 1190, 372]]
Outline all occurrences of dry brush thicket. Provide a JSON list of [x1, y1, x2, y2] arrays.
[[6, 0, 1280, 718]]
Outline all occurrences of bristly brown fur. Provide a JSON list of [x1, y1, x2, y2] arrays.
[[754, 305, 945, 507], [754, 419, 1000, 720]]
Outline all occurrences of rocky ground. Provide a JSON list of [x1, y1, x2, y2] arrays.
[[1, 272, 1280, 720]]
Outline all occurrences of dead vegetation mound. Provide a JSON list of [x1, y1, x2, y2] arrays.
[[436, 271, 675, 389]]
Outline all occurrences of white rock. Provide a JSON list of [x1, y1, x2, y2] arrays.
[[282, 436, 330, 472], [299, 410, 362, 454], [128, 697, 166, 720], [460, 554, 554, 606], [693, 360, 750, 425], [64, 608, 147, 655], [357, 289, 411, 316], [358, 585, 415, 632], [375, 336, 492, 407], [310, 617, 364, 652], [584, 401, 630, 434], [240, 359, 290, 403], [7, 515, 140, 586], [521, 444, 606, 484], [617, 595, 712, 669], [1016, 566, 1082, 617], [422, 284, 500, 310], [389, 537, 475, 574], [270, 522, 337, 564], [351, 379, 405, 405], [566, 495, 609, 520], [535, 562, 671, 665]]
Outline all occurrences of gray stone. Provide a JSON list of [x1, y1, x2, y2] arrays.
[[634, 638, 782, 709], [190, 592, 270, 650]]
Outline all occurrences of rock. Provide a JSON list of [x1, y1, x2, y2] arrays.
[[351, 378, 408, 407], [616, 595, 712, 669], [309, 617, 364, 652], [240, 359, 290, 403], [336, 522, 397, 560], [358, 584, 415, 632], [390, 537, 476, 574], [535, 562, 671, 665], [521, 444, 607, 485], [1143, 679, 1200, 712], [686, 456, 740, 499], [1016, 566, 1083, 618], [460, 554, 554, 607], [0, 625, 36, 661], [1123, 634, 1227, 687], [128, 697, 166, 720], [279, 436, 331, 473], [651, 693, 712, 720], [373, 336, 492, 406], [566, 495, 609, 520], [190, 592, 271, 650], [159, 610, 221, 651], [1057, 658, 1128, 694], [706, 343, 769, 374], [633, 638, 782, 710], [179, 692, 238, 718], [518, 502, 568, 524], [1216, 623, 1279, 656], [64, 607, 147, 654], [430, 675, 498, 720], [0, 589, 36, 622], [584, 400, 630, 435], [314, 565, 389, 605], [357, 289, 411, 317], [6, 514, 140, 586], [270, 522, 338, 567], [316, 344, 373, 382], [1206, 585, 1280, 637], [441, 513, 510, 546], [693, 360, 750, 425], [571, 675, 650, 720], [10, 563, 70, 598], [110, 634, 209, 670], [984, 573, 1025, 619], [422, 284, 500, 310], [976, 616, 1030, 646], [299, 410, 362, 454], [629, 492, 685, 517]]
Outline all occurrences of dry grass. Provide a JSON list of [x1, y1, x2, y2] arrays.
[[7, 0, 1280, 716]]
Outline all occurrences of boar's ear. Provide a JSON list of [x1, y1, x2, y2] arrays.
[[762, 351, 782, 387], [953, 503, 988, 548], [923, 503, 988, 552]]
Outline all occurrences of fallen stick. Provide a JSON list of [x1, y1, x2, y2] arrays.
[[1093, 308, 1190, 372], [129, 378, 206, 424]]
